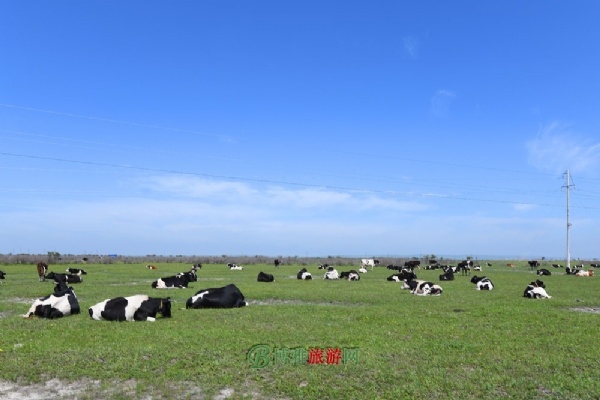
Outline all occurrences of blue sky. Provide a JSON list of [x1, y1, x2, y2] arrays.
[[1, 1, 600, 259]]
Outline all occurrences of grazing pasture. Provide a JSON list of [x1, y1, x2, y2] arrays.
[[0, 261, 598, 399]]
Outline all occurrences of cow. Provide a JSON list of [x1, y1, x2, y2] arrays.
[[0, 270, 5, 280], [89, 295, 171, 321], [486, 262, 493, 267], [439, 270, 454, 281], [361, 259, 380, 271], [457, 260, 472, 276], [536, 268, 551, 276], [151, 273, 194, 289], [192, 263, 202, 270], [324, 268, 339, 280], [318, 264, 330, 270], [591, 263, 599, 268], [358, 266, 368, 273], [470, 275, 494, 290], [146, 265, 157, 270], [387, 264, 401, 271], [45, 272, 83, 284], [21, 286, 80, 319], [297, 268, 312, 280], [340, 270, 360, 281], [575, 270, 594, 277], [228, 263, 243, 270], [257, 271, 274, 282], [528, 260, 541, 270], [176, 270, 198, 283], [565, 266, 581, 275], [186, 284, 247, 309], [387, 269, 417, 282], [36, 262, 48, 282], [401, 279, 442, 296], [523, 280, 551, 299], [274, 259, 281, 269], [404, 260, 421, 271], [473, 265, 482, 271], [66, 268, 87, 276], [552, 264, 563, 268], [507, 263, 515, 267]]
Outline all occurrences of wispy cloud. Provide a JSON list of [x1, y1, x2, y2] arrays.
[[402, 35, 419, 59], [430, 90, 456, 117], [526, 121, 600, 175]]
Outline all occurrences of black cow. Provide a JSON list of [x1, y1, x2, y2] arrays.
[[186, 284, 247, 309], [404, 260, 421, 270], [439, 270, 455, 281], [21, 286, 80, 319], [470, 275, 494, 290], [66, 268, 87, 276], [151, 273, 194, 289], [0, 270, 5, 280], [274, 259, 281, 268], [89, 295, 171, 321], [528, 260, 541, 270], [45, 272, 83, 284], [536, 268, 551, 276], [297, 268, 312, 280], [257, 271, 274, 282]]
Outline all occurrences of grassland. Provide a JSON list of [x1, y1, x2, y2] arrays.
[[0, 261, 598, 399]]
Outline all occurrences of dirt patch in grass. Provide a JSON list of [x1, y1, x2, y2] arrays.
[[568, 306, 600, 314]]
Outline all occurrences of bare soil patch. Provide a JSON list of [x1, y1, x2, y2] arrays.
[[568, 306, 600, 314]]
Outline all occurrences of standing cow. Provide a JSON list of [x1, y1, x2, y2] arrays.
[[36, 262, 48, 282]]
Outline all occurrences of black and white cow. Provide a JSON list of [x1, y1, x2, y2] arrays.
[[523, 280, 551, 299], [151, 273, 194, 289], [45, 272, 83, 284], [536, 268, 551, 276], [297, 268, 312, 280], [324, 268, 339, 280], [89, 295, 172, 321], [186, 284, 247, 309], [340, 270, 360, 281], [361, 259, 380, 271], [318, 263, 330, 270], [176, 270, 198, 282], [528, 260, 541, 270], [21, 286, 80, 319], [192, 263, 202, 270], [439, 270, 455, 281], [551, 263, 563, 268], [228, 263, 243, 270], [457, 260, 473, 276], [470, 275, 494, 290], [257, 271, 274, 282], [66, 268, 87, 276], [37, 262, 48, 282], [404, 260, 421, 270], [387, 269, 417, 282], [401, 279, 443, 296], [273, 259, 281, 269]]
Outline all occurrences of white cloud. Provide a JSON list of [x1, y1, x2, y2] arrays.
[[526, 121, 600, 175], [430, 90, 456, 117], [402, 35, 419, 59]]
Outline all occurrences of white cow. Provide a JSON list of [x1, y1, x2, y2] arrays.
[[361, 259, 380, 271]]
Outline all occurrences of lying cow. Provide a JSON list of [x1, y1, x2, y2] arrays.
[[66, 268, 87, 275], [471, 275, 494, 290], [324, 268, 339, 280], [340, 270, 360, 281], [151, 273, 193, 289], [401, 279, 443, 296], [21, 286, 80, 319], [387, 269, 417, 282], [536, 268, 551, 276], [297, 268, 312, 280], [146, 265, 158, 270], [575, 269, 594, 277], [186, 284, 247, 309], [257, 271, 275, 282], [0, 270, 5, 280], [176, 270, 198, 282], [37, 262, 48, 282], [523, 280, 551, 299], [228, 263, 243, 270], [439, 270, 454, 281], [45, 272, 83, 284], [89, 295, 171, 321]]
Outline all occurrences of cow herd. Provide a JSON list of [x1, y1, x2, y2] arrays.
[[8, 258, 595, 321]]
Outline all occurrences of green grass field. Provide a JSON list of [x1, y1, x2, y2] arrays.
[[0, 262, 598, 399]]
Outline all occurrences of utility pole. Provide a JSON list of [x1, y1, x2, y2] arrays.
[[563, 170, 573, 269]]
